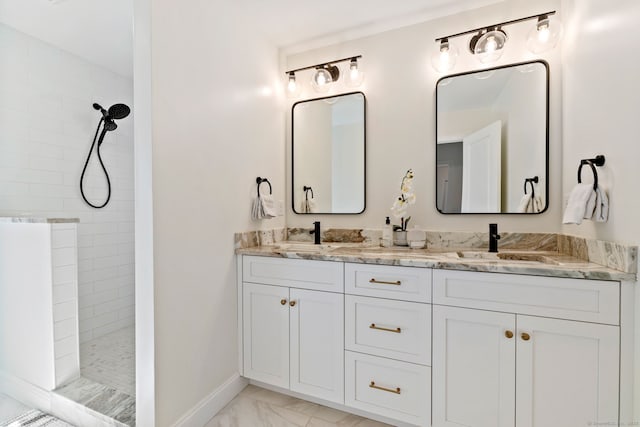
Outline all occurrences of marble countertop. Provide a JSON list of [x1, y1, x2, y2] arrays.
[[0, 217, 79, 224], [237, 242, 636, 282]]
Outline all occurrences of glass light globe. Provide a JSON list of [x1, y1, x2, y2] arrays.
[[527, 15, 563, 54], [344, 58, 365, 87], [311, 67, 335, 93], [473, 29, 507, 64], [431, 39, 458, 73], [286, 72, 301, 98]]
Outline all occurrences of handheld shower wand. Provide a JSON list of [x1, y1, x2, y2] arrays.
[[80, 102, 130, 209]]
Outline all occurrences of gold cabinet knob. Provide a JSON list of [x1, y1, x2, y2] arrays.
[[505, 330, 514, 339], [289, 300, 296, 307], [280, 299, 287, 305], [521, 332, 531, 341]]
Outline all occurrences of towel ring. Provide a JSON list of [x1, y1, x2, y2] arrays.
[[524, 176, 539, 198], [256, 177, 272, 197], [303, 186, 314, 201], [577, 161, 598, 191]]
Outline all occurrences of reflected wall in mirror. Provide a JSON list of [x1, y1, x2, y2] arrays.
[[292, 92, 366, 214], [436, 60, 549, 214]]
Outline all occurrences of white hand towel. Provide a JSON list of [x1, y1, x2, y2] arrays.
[[533, 195, 544, 213], [251, 197, 262, 220], [563, 184, 596, 224], [518, 194, 532, 213], [592, 187, 609, 222], [261, 195, 277, 218], [300, 198, 317, 213]]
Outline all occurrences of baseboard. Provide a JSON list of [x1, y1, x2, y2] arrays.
[[0, 370, 52, 413], [172, 373, 248, 427]]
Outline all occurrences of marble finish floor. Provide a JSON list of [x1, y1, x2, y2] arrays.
[[204, 385, 391, 427], [55, 377, 134, 426], [81, 326, 135, 396], [0, 394, 30, 425]]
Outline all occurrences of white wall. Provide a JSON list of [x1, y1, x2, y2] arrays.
[[150, 1, 284, 424], [561, 0, 640, 245], [285, 0, 562, 232], [0, 23, 135, 343], [561, 0, 640, 418]]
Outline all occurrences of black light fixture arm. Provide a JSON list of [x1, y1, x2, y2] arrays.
[[285, 55, 362, 75], [435, 10, 556, 42]]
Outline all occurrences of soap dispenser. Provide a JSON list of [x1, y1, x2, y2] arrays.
[[381, 217, 393, 247]]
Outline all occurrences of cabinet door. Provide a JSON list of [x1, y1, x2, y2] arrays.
[[243, 283, 289, 388], [290, 288, 344, 403], [433, 305, 516, 427], [516, 315, 619, 427]]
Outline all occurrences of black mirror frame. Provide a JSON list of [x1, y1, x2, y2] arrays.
[[435, 60, 550, 215], [291, 91, 367, 215]]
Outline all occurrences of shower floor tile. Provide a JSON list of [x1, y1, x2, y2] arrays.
[[80, 325, 135, 397]]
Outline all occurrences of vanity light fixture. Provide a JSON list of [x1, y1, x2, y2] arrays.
[[527, 14, 563, 54], [433, 10, 560, 72], [344, 57, 365, 87], [312, 64, 340, 93], [286, 72, 301, 97], [430, 38, 459, 73], [285, 55, 363, 95]]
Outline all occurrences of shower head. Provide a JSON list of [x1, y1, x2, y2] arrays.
[[93, 102, 107, 115], [108, 103, 130, 120], [93, 102, 130, 121], [103, 120, 118, 132]]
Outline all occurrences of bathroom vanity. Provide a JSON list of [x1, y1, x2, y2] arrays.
[[236, 243, 635, 427]]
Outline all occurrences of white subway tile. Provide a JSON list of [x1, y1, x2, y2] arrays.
[[1, 25, 135, 343], [52, 247, 76, 267], [54, 335, 77, 359], [53, 300, 76, 322], [54, 318, 76, 340], [54, 353, 79, 387], [81, 288, 118, 307], [53, 265, 76, 285], [51, 229, 76, 248], [53, 282, 76, 304]]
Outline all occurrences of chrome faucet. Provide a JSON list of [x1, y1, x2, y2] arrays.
[[310, 221, 321, 245], [489, 223, 501, 253]]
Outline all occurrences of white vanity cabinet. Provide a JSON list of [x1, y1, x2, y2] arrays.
[[238, 254, 627, 427], [344, 263, 432, 426], [432, 270, 620, 427], [242, 256, 345, 404]]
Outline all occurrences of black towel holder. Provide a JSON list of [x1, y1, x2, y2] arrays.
[[524, 176, 539, 198], [303, 186, 314, 201], [256, 177, 272, 197], [577, 155, 605, 190]]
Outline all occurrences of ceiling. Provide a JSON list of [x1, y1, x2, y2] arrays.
[[0, 0, 503, 78], [0, 0, 134, 77]]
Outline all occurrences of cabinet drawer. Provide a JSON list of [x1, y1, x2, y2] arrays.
[[345, 295, 430, 365], [345, 351, 430, 426], [243, 255, 343, 293], [433, 270, 620, 325], [345, 263, 431, 302]]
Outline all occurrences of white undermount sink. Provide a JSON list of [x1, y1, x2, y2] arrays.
[[272, 242, 345, 251], [455, 251, 557, 264]]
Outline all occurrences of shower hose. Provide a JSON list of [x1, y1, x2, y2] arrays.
[[79, 118, 112, 209]]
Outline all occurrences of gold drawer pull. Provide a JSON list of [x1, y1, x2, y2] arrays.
[[280, 299, 287, 305], [289, 300, 297, 307], [521, 332, 531, 341], [505, 330, 514, 339], [369, 278, 401, 286], [369, 381, 401, 394], [370, 323, 401, 333]]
